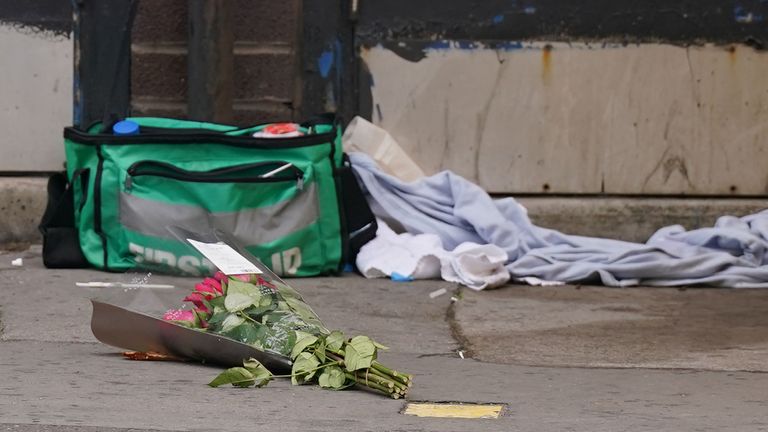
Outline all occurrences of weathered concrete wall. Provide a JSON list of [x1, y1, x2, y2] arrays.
[[0, 24, 72, 172], [361, 42, 768, 195]]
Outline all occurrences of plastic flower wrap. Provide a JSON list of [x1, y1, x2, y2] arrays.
[[163, 269, 411, 398]]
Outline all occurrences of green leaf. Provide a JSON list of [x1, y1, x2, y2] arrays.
[[314, 338, 327, 363], [261, 311, 288, 325], [372, 340, 389, 351], [205, 309, 228, 332], [344, 336, 377, 372], [326, 330, 345, 352], [291, 352, 320, 385], [271, 280, 302, 299], [228, 279, 262, 301], [208, 367, 255, 388], [242, 358, 273, 388], [221, 314, 245, 332], [224, 293, 254, 312], [208, 296, 226, 309], [245, 295, 277, 318], [262, 327, 296, 356], [223, 321, 266, 345], [290, 332, 319, 360], [317, 365, 347, 389], [284, 297, 323, 327]]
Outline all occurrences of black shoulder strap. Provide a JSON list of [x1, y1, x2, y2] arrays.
[[39, 172, 89, 268], [337, 153, 377, 269], [99, 0, 140, 132]]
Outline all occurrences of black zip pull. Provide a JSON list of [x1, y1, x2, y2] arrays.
[[124, 175, 133, 192], [296, 175, 304, 191]]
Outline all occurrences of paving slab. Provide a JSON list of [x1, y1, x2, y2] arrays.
[[2, 341, 767, 431], [0, 252, 458, 355], [454, 285, 768, 372], [2, 248, 768, 431]]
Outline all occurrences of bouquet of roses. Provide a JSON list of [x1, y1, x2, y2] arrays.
[[162, 271, 412, 399]]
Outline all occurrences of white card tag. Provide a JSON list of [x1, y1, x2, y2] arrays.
[[187, 239, 262, 275]]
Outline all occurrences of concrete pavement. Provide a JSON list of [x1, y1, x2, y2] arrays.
[[1, 247, 767, 431]]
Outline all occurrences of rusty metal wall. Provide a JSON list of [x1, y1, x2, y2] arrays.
[[353, 1, 768, 196], [361, 42, 768, 195]]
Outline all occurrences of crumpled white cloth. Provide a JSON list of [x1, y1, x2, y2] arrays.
[[356, 220, 510, 290]]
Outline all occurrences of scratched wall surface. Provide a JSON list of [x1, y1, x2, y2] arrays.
[[361, 43, 768, 195], [0, 24, 72, 172]]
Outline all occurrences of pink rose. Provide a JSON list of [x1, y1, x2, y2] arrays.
[[183, 292, 210, 313], [162, 309, 197, 322], [212, 272, 229, 294], [213, 271, 227, 282], [255, 276, 277, 292], [162, 308, 208, 329], [194, 277, 223, 299], [231, 274, 252, 282]]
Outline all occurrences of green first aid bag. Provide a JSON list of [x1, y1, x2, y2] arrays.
[[57, 116, 374, 277]]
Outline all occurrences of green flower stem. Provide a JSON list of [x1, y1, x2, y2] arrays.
[[270, 362, 335, 380], [237, 311, 260, 325], [323, 350, 406, 396], [367, 366, 407, 392], [372, 362, 411, 385], [357, 370, 395, 389], [345, 372, 393, 396], [325, 347, 345, 357], [208, 377, 254, 387], [390, 378, 409, 393], [325, 351, 344, 362]]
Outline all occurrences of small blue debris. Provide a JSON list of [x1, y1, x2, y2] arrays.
[[391, 272, 414, 282]]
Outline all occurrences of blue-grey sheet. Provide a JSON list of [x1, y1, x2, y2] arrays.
[[350, 152, 768, 288]]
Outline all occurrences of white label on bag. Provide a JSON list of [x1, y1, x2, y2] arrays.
[[187, 239, 262, 275]]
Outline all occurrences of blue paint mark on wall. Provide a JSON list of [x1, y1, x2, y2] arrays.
[[427, 40, 451, 50], [318, 50, 334, 78], [734, 5, 764, 23], [72, 74, 81, 126], [493, 14, 504, 24], [425, 40, 524, 52], [318, 39, 344, 81], [333, 39, 343, 79]]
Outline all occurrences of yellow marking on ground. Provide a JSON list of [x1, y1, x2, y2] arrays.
[[403, 403, 503, 419]]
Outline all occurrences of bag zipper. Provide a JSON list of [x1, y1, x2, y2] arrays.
[[64, 126, 335, 148], [124, 160, 305, 192]]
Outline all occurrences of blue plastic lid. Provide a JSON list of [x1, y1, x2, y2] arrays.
[[112, 120, 140, 135]]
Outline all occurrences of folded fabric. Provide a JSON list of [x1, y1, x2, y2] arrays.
[[349, 152, 768, 288], [356, 219, 510, 290]]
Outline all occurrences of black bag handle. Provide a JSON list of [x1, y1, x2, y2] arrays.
[[99, 0, 140, 133]]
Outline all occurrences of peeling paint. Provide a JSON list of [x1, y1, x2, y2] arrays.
[[0, 1, 72, 38], [541, 44, 553, 84], [379, 40, 526, 63], [357, 1, 768, 48]]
